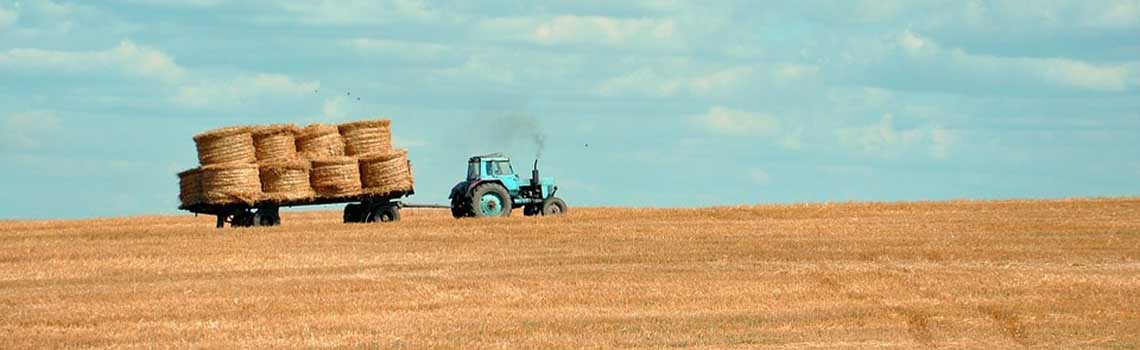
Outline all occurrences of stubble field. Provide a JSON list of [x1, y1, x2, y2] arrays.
[[1, 198, 1139, 349]]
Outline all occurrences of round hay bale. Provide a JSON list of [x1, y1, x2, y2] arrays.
[[252, 124, 299, 162], [193, 126, 256, 165], [338, 119, 392, 156], [259, 160, 314, 203], [297, 124, 345, 159], [200, 163, 262, 205], [310, 157, 362, 198], [359, 149, 414, 196], [177, 167, 203, 207]]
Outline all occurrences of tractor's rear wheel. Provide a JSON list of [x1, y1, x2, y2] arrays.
[[469, 183, 512, 218], [542, 197, 567, 216]]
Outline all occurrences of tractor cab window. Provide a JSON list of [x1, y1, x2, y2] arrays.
[[467, 160, 480, 179], [494, 161, 514, 176]]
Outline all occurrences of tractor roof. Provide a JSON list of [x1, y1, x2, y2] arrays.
[[470, 153, 510, 162]]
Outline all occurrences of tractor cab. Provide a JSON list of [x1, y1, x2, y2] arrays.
[[466, 155, 521, 194], [450, 153, 565, 218]]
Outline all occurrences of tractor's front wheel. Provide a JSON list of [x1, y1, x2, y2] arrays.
[[469, 183, 512, 218], [542, 197, 567, 216]]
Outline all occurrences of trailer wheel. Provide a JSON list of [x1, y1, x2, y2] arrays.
[[369, 206, 401, 223], [232, 210, 255, 227], [542, 197, 567, 216], [254, 208, 280, 227], [344, 204, 362, 223]]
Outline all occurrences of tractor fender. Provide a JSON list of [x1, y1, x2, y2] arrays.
[[465, 179, 505, 197], [449, 180, 506, 200], [448, 182, 465, 200]]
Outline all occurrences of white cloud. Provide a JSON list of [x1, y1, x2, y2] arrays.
[[0, 6, 17, 30], [697, 106, 781, 136], [532, 15, 676, 46], [747, 168, 770, 186], [929, 127, 960, 159], [837, 114, 958, 159], [820, 165, 874, 177], [123, 0, 226, 8], [773, 64, 821, 82], [891, 30, 1137, 93], [479, 15, 679, 49], [321, 96, 350, 120], [597, 66, 752, 97], [1, 40, 323, 110], [0, 40, 186, 82], [597, 67, 681, 97], [173, 74, 319, 108], [344, 38, 449, 59], [693, 106, 804, 150], [267, 0, 442, 25], [1, 111, 61, 151], [392, 135, 428, 148], [1087, 1, 1140, 29]]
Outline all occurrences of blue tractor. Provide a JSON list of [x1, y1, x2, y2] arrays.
[[449, 153, 567, 218]]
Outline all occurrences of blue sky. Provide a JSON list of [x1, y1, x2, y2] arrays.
[[1, 0, 1138, 219]]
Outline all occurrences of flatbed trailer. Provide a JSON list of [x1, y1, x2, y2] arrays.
[[180, 190, 415, 228]]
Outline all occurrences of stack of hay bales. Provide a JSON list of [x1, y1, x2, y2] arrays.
[[360, 149, 414, 196], [259, 160, 314, 202], [296, 124, 345, 159], [178, 118, 414, 208], [309, 157, 361, 198], [339, 119, 392, 156], [252, 124, 300, 162], [184, 126, 264, 206], [177, 168, 203, 207]]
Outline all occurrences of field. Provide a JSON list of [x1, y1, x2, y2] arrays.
[[2, 198, 1139, 349]]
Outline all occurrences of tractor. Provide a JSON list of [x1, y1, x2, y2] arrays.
[[449, 153, 567, 218]]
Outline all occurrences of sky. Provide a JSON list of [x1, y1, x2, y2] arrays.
[[1, 0, 1138, 219]]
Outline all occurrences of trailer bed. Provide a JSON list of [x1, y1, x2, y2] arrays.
[[180, 190, 414, 228]]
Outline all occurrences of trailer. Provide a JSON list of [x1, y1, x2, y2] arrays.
[[180, 190, 414, 228]]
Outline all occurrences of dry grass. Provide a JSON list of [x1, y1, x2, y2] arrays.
[[1, 198, 1138, 349]]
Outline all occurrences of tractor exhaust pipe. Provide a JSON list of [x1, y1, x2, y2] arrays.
[[531, 159, 540, 187]]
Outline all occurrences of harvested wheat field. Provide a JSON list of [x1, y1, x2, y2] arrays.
[[1, 198, 1138, 349]]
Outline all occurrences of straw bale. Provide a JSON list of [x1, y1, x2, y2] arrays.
[[297, 124, 345, 159], [252, 124, 300, 162], [359, 149, 415, 196], [259, 160, 314, 202], [200, 163, 263, 205], [310, 157, 362, 198], [193, 126, 256, 165], [177, 168, 203, 207], [338, 119, 392, 156]]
